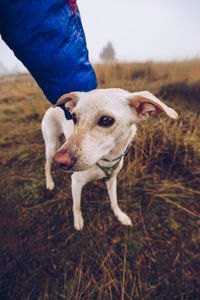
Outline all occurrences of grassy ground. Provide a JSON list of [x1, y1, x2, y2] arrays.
[[0, 61, 200, 299]]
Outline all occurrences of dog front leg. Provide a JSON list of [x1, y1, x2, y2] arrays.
[[106, 176, 132, 226], [71, 173, 86, 231], [44, 142, 58, 190]]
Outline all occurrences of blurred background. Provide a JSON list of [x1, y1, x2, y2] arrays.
[[0, 0, 200, 73]]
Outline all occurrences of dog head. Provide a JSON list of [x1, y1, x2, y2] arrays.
[[53, 89, 178, 171]]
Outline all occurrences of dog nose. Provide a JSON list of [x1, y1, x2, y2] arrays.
[[53, 150, 75, 170]]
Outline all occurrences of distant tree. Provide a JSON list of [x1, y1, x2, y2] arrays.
[[100, 41, 116, 62], [0, 62, 8, 74]]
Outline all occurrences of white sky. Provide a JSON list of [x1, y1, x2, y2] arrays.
[[0, 0, 200, 72]]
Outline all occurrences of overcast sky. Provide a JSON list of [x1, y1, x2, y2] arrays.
[[0, 0, 200, 72]]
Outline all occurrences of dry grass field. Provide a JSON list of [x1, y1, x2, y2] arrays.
[[0, 60, 200, 299]]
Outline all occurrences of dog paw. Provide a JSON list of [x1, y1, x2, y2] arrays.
[[74, 214, 84, 231], [46, 180, 55, 191], [115, 210, 132, 227]]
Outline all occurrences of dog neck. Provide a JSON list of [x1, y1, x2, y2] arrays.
[[101, 144, 130, 163], [98, 125, 135, 167]]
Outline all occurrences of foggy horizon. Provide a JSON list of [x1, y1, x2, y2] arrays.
[[0, 0, 200, 73]]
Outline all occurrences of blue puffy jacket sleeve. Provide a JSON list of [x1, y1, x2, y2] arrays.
[[0, 0, 97, 105]]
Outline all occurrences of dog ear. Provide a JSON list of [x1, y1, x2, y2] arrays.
[[128, 91, 178, 121], [53, 93, 78, 110]]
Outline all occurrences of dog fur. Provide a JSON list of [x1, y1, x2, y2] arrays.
[[41, 88, 178, 230]]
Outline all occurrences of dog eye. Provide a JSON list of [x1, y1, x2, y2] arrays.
[[71, 113, 77, 124], [98, 116, 115, 127]]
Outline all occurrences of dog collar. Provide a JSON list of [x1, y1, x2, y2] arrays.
[[96, 160, 121, 180], [96, 144, 131, 180]]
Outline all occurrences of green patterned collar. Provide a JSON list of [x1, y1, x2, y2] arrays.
[[96, 144, 131, 180]]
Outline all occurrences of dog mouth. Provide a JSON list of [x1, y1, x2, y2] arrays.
[[55, 160, 98, 173], [55, 163, 74, 172]]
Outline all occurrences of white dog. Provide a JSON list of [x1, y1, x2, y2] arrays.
[[41, 88, 178, 230]]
